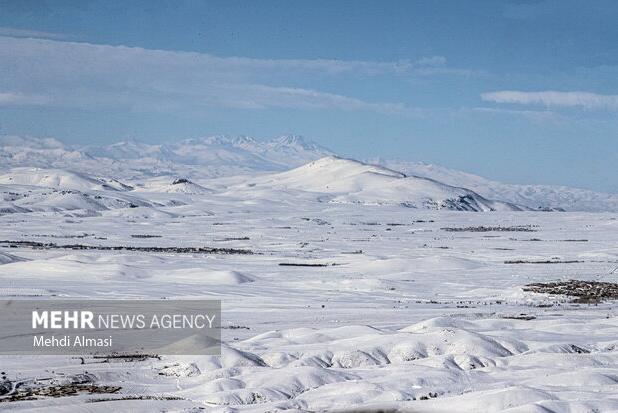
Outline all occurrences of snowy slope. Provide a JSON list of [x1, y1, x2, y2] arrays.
[[240, 157, 524, 211], [0, 167, 132, 191], [133, 177, 213, 194], [0, 184, 153, 215], [381, 159, 618, 212], [1, 194, 617, 411]]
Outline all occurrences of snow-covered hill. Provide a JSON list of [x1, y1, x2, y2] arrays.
[[0, 183, 153, 215], [380, 159, 618, 212], [238, 157, 525, 211], [0, 168, 132, 192], [133, 177, 213, 194], [1, 135, 617, 211]]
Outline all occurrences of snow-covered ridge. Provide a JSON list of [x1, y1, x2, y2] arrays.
[[0, 167, 132, 192], [0, 158, 522, 214], [380, 159, 618, 212], [1, 135, 617, 211], [240, 157, 524, 211]]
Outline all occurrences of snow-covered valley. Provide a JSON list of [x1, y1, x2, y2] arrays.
[[0, 137, 617, 412]]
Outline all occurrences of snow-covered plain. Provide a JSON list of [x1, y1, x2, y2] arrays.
[[0, 137, 617, 412]]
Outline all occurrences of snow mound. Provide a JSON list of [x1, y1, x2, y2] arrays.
[[0, 251, 27, 264], [160, 318, 610, 411], [150, 269, 256, 285], [0, 167, 131, 191], [155, 178, 212, 194], [244, 157, 525, 211], [201, 270, 255, 285], [0, 184, 151, 215]]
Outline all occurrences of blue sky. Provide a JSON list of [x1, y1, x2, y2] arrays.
[[0, 0, 617, 191]]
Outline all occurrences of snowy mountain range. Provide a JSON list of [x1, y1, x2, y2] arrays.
[[1, 134, 617, 212], [0, 135, 331, 179]]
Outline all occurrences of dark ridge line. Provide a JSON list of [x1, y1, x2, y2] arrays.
[[0, 240, 254, 255], [504, 259, 582, 264], [442, 225, 538, 232], [279, 263, 331, 267]]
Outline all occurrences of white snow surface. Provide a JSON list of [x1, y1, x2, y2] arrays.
[[0, 137, 618, 411]]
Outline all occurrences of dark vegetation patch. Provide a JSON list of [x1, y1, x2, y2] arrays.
[[0, 240, 253, 255], [0, 384, 121, 402], [524, 280, 618, 303], [301, 217, 330, 225], [419, 392, 439, 400], [30, 233, 93, 239], [87, 394, 183, 403], [501, 314, 537, 320], [0, 374, 120, 403], [505, 259, 583, 264], [442, 225, 538, 232], [93, 354, 161, 362], [517, 239, 589, 243], [279, 262, 332, 267], [215, 236, 250, 241], [222, 325, 250, 330]]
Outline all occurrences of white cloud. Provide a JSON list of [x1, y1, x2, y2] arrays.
[[0, 92, 50, 106], [471, 106, 561, 122], [222, 84, 411, 114], [410, 55, 483, 77], [482, 90, 618, 111], [0, 36, 468, 116], [0, 36, 412, 114], [0, 27, 69, 40]]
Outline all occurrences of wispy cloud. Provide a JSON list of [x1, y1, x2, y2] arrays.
[[0, 92, 50, 106], [0, 26, 69, 40], [0, 36, 472, 116], [482, 90, 618, 111], [411, 55, 483, 77], [471, 106, 561, 122], [0, 36, 410, 114], [221, 84, 412, 114]]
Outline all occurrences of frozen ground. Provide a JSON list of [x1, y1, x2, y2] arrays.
[[0, 156, 617, 411]]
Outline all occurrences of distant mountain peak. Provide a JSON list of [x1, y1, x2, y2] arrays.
[[269, 135, 326, 151]]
